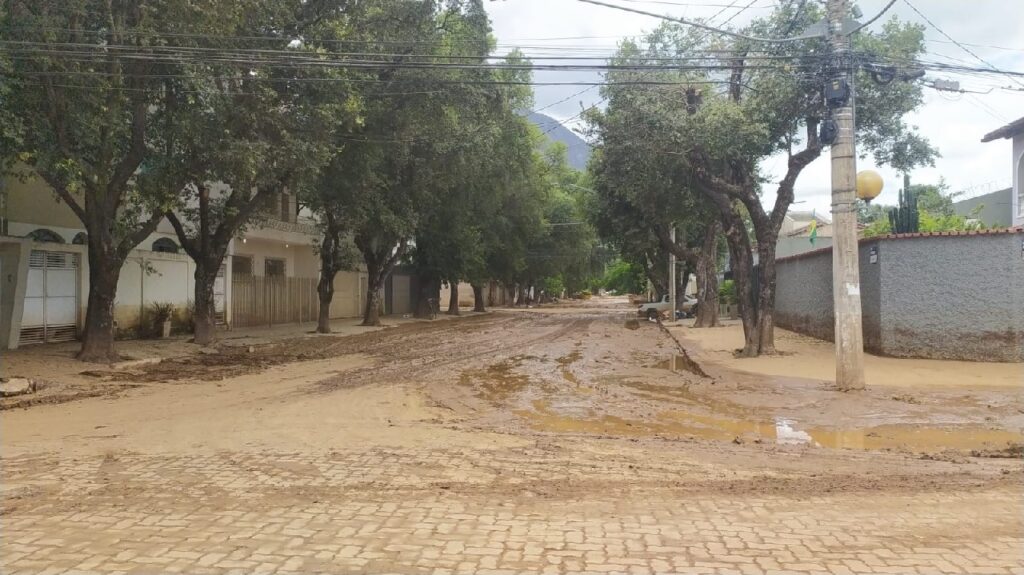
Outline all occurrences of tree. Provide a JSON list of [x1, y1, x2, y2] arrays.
[[2, 0, 231, 361], [160, 0, 354, 343], [601, 260, 647, 295], [592, 4, 936, 356], [585, 62, 722, 326]]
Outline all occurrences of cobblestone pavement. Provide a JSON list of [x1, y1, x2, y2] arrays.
[[3, 310, 1023, 574], [2, 445, 1022, 575]]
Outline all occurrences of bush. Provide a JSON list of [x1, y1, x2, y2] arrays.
[[601, 260, 645, 295], [718, 279, 737, 304]]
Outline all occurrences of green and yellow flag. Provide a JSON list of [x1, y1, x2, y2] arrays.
[[808, 212, 818, 245]]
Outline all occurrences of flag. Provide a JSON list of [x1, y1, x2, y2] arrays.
[[808, 214, 818, 245]]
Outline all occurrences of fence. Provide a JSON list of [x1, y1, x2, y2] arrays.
[[231, 275, 319, 328], [774, 229, 1024, 362]]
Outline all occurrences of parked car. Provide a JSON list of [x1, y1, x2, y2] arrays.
[[637, 295, 698, 320]]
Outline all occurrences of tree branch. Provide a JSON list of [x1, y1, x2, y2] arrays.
[[165, 211, 200, 261], [116, 209, 164, 261], [107, 93, 148, 210]]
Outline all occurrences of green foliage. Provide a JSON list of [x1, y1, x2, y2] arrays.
[[718, 279, 737, 305], [601, 260, 646, 295], [540, 275, 565, 298], [889, 181, 920, 234], [863, 178, 977, 237]]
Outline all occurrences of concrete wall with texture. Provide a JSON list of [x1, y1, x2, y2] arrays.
[[775, 230, 1024, 362]]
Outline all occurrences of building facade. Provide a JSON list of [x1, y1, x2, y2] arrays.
[[0, 174, 372, 349], [981, 116, 1024, 228]]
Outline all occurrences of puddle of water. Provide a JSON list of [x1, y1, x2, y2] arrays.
[[652, 355, 691, 372], [557, 349, 584, 386], [517, 401, 1024, 453], [459, 360, 532, 402]]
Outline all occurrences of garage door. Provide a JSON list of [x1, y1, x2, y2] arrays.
[[20, 250, 79, 344]]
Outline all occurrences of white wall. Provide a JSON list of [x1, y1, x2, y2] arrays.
[[233, 238, 319, 278], [114, 251, 196, 330]]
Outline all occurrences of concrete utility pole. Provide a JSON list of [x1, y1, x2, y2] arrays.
[[669, 225, 676, 322], [827, 0, 866, 390]]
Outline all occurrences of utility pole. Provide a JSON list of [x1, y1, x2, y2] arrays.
[[669, 225, 676, 322], [827, 0, 866, 390]]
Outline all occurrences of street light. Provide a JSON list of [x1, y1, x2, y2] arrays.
[[856, 170, 884, 203]]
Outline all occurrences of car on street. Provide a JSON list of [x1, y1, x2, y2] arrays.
[[637, 295, 698, 319]]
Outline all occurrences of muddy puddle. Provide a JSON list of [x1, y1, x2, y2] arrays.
[[461, 347, 1024, 455], [517, 400, 1023, 453]]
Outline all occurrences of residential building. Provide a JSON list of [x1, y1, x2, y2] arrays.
[[952, 187, 1014, 228], [0, 172, 371, 349], [775, 210, 833, 259], [981, 116, 1024, 228]]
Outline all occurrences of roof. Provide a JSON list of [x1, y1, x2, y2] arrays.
[[787, 210, 831, 224], [872, 227, 1023, 240], [981, 116, 1024, 142], [775, 227, 1023, 264]]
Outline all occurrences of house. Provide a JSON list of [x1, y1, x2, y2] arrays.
[[775, 210, 833, 258], [952, 187, 1014, 228], [0, 173, 372, 349], [981, 116, 1024, 228]]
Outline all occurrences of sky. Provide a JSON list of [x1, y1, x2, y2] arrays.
[[484, 0, 1024, 218]]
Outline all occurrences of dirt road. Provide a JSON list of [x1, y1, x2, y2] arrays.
[[2, 302, 1022, 574]]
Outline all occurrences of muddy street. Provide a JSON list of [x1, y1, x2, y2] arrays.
[[2, 303, 1022, 574]]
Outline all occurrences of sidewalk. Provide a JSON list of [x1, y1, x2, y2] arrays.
[[667, 320, 1022, 389]]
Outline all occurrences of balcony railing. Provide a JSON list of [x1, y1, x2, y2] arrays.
[[251, 216, 319, 237]]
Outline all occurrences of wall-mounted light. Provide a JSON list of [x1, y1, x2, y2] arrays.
[[242, 238, 247, 244]]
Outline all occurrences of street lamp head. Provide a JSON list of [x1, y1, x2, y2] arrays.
[[856, 170, 884, 203]]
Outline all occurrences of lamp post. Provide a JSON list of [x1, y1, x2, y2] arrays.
[[856, 170, 884, 203]]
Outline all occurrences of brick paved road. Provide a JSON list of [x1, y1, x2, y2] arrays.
[[2, 445, 1021, 575]]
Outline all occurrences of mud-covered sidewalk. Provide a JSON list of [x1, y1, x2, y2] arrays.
[[2, 302, 1021, 574]]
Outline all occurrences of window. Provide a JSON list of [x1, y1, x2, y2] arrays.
[[264, 258, 286, 277], [151, 238, 180, 253], [72, 232, 88, 245], [26, 229, 65, 243], [232, 255, 253, 276]]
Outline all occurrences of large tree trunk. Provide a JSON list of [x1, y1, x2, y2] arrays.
[[694, 221, 721, 328], [77, 249, 122, 363], [414, 275, 441, 318], [192, 262, 219, 345], [472, 283, 486, 312], [446, 281, 460, 316], [362, 286, 382, 327], [720, 212, 758, 357], [316, 271, 336, 333], [514, 283, 525, 306], [754, 237, 779, 354]]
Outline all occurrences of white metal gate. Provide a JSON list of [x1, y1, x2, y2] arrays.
[[20, 250, 79, 344], [214, 264, 226, 323]]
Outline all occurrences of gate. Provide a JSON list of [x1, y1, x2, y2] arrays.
[[20, 250, 79, 344]]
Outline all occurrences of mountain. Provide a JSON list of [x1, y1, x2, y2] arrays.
[[525, 111, 592, 171]]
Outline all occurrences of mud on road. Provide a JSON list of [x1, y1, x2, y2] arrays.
[[2, 305, 1023, 574]]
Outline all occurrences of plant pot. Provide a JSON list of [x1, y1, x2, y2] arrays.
[[161, 320, 172, 339]]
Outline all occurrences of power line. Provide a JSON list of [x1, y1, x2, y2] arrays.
[[902, 0, 1024, 89], [576, 0, 814, 44], [847, 0, 898, 35]]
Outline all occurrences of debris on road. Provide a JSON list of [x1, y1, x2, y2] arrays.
[[0, 377, 36, 397]]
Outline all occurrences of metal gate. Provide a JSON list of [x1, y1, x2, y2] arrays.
[[20, 250, 79, 344]]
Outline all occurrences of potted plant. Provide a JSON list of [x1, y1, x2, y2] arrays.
[[149, 302, 176, 339]]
